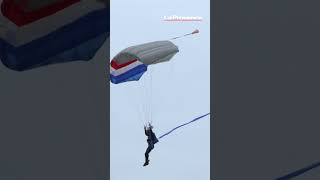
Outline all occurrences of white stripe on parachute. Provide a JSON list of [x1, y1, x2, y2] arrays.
[[110, 60, 144, 76]]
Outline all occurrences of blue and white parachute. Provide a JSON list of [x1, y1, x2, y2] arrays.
[[0, 0, 109, 71]]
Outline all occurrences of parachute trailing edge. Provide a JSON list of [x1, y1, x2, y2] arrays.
[[110, 40, 179, 84]]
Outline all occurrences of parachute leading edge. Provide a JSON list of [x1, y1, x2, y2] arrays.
[[110, 40, 179, 84]]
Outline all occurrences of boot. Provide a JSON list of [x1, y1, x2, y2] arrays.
[[143, 159, 150, 166]]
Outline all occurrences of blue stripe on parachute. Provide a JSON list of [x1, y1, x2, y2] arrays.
[[110, 64, 147, 84], [0, 8, 109, 71], [22, 33, 108, 70], [158, 113, 210, 140], [50, 33, 108, 62]]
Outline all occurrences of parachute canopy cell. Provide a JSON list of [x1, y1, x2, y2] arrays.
[[110, 40, 179, 84], [0, 0, 109, 71]]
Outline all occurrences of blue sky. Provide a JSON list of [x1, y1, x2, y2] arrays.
[[110, 0, 210, 179]]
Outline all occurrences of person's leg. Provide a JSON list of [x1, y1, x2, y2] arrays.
[[145, 149, 150, 160], [145, 146, 152, 161], [144, 143, 154, 166], [143, 150, 150, 166]]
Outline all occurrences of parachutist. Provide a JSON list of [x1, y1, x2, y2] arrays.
[[143, 123, 158, 166]]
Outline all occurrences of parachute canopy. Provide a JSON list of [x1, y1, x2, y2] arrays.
[[110, 40, 179, 84], [0, 0, 109, 71]]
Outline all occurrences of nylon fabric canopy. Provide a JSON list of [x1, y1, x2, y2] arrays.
[[110, 40, 179, 84]]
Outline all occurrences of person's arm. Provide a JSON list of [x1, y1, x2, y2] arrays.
[[144, 126, 148, 136]]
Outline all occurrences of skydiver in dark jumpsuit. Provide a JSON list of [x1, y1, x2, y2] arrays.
[[143, 123, 158, 166]]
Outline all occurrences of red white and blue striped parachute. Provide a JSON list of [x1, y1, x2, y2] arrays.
[[110, 41, 179, 84], [0, 0, 109, 71]]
